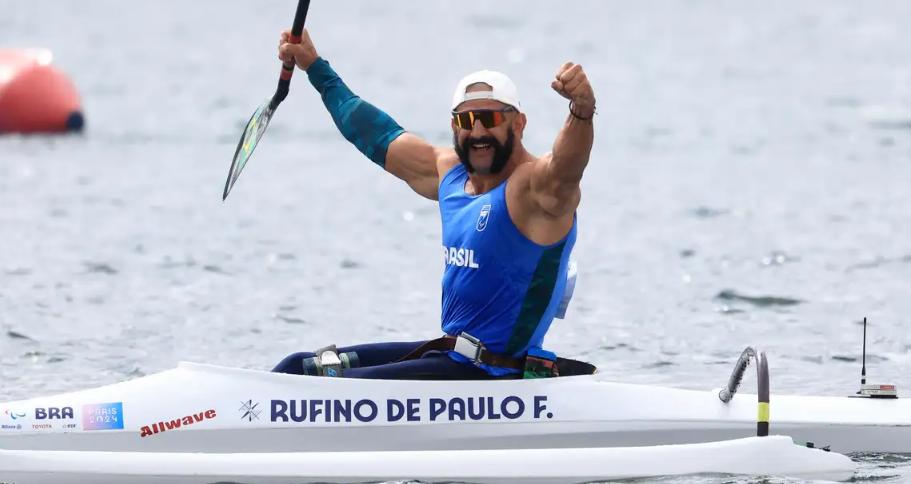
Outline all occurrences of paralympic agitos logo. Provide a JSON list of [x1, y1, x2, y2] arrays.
[[2, 409, 27, 420]]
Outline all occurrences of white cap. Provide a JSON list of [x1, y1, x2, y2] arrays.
[[451, 70, 522, 112]]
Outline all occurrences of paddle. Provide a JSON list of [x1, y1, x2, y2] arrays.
[[222, 0, 311, 201]]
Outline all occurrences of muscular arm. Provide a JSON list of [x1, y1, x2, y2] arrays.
[[533, 114, 593, 216], [385, 134, 449, 200], [531, 63, 595, 217], [306, 58, 444, 200], [281, 31, 449, 200]]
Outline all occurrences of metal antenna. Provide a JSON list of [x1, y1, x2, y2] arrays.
[[854, 316, 898, 398], [860, 317, 867, 390]]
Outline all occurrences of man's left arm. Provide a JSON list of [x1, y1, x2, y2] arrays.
[[532, 62, 595, 217]]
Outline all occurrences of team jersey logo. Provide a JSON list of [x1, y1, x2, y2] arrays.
[[476, 204, 491, 232], [443, 246, 480, 269]]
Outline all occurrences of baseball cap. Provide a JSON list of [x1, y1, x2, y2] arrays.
[[451, 70, 522, 112]]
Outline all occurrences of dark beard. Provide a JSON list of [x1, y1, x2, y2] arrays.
[[453, 129, 515, 175]]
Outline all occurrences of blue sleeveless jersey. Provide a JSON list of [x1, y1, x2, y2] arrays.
[[438, 164, 577, 375]]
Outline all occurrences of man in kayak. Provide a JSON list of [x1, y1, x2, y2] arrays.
[[272, 29, 595, 379]]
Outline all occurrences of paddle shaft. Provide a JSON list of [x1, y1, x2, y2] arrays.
[[270, 0, 311, 110]]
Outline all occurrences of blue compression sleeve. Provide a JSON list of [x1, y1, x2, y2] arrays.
[[306, 57, 405, 168]]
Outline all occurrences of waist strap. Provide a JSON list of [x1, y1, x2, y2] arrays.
[[396, 333, 525, 370]]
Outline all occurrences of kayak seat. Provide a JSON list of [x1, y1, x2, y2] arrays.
[[556, 357, 597, 376]]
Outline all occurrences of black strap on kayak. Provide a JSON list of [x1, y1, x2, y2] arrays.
[[396, 335, 524, 370], [396, 334, 598, 376]]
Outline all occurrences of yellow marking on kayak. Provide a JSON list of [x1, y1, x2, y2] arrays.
[[758, 402, 770, 423]]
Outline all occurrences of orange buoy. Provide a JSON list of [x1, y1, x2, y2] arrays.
[[0, 48, 84, 134]]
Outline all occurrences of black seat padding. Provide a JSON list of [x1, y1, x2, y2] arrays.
[[556, 357, 597, 376]]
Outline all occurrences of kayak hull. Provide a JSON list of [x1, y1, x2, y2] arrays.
[[1, 362, 908, 454], [0, 436, 856, 484]]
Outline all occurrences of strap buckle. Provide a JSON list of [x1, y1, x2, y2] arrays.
[[454, 332, 483, 364], [318, 347, 343, 377]]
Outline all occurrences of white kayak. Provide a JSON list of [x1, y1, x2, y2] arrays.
[[0, 361, 907, 454], [0, 435, 855, 484]]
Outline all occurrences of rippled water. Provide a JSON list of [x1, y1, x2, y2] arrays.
[[2, 0, 910, 482]]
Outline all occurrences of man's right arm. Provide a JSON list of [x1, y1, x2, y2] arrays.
[[383, 134, 449, 200], [280, 29, 446, 201]]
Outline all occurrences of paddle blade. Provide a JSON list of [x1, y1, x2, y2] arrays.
[[223, 99, 275, 200]]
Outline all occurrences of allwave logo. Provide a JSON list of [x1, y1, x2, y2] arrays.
[[140, 409, 216, 438], [83, 402, 124, 431], [443, 246, 480, 269], [476, 204, 491, 231]]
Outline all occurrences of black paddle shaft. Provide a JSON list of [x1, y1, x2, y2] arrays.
[[270, 0, 311, 110]]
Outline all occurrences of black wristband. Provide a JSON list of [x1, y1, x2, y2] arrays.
[[569, 100, 595, 121]]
